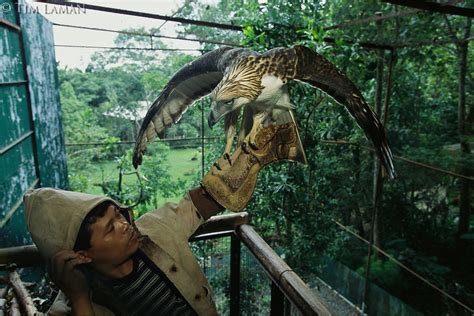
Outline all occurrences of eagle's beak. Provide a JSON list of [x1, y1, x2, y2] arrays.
[[208, 101, 219, 129], [208, 111, 216, 129]]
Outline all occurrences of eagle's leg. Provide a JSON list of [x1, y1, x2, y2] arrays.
[[214, 110, 239, 170], [244, 111, 268, 150], [236, 106, 253, 150], [223, 123, 236, 164]]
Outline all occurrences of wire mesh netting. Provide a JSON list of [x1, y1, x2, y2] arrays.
[[191, 236, 272, 315]]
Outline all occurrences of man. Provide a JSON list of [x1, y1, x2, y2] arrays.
[[24, 122, 301, 315]]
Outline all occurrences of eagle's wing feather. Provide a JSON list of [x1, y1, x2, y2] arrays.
[[290, 45, 395, 179], [133, 47, 233, 168]]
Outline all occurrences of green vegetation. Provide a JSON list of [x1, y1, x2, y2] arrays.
[[70, 147, 200, 199]]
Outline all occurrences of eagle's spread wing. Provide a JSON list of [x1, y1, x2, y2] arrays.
[[133, 47, 234, 168], [290, 45, 396, 179]]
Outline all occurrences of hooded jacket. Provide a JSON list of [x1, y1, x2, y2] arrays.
[[24, 188, 218, 316]]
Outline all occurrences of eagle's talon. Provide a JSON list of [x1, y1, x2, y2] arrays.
[[213, 162, 222, 171], [241, 142, 250, 154], [224, 153, 232, 165], [249, 142, 258, 150]]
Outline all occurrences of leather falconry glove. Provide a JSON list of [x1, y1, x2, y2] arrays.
[[202, 121, 304, 212]]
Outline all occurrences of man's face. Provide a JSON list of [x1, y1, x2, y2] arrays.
[[84, 204, 139, 266]]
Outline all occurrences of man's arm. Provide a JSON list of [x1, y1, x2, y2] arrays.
[[138, 123, 295, 239], [49, 250, 95, 316], [70, 295, 95, 316], [188, 187, 224, 221]]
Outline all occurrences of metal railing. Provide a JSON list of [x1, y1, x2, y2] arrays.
[[0, 213, 332, 315]]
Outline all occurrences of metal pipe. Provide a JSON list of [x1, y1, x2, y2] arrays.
[[65, 136, 219, 146], [52, 22, 242, 47], [54, 44, 210, 52], [320, 141, 474, 181], [381, 0, 474, 17], [236, 224, 332, 316], [230, 234, 241, 316], [192, 212, 249, 239], [36, 0, 243, 31]]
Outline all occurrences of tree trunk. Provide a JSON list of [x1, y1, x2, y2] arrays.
[[352, 145, 365, 236]]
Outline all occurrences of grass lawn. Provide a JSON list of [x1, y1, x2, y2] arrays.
[[83, 147, 202, 204]]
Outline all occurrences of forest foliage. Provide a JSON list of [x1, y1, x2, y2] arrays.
[[59, 0, 473, 314]]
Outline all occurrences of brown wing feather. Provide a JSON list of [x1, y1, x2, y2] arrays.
[[133, 47, 233, 168], [290, 45, 395, 179]]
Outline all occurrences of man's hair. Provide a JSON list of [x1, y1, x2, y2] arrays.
[[73, 201, 113, 251]]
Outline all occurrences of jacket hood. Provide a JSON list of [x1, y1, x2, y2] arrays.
[[24, 188, 121, 261]]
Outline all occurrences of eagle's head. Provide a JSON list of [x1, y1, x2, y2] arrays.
[[208, 59, 264, 128]]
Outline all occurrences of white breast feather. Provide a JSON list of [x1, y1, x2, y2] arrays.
[[257, 75, 284, 103]]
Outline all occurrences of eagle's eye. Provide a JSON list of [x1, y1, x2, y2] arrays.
[[224, 99, 234, 105]]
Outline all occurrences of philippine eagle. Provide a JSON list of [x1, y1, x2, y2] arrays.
[[133, 45, 395, 179]]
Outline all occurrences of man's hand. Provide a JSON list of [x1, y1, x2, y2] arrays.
[[49, 250, 94, 315]]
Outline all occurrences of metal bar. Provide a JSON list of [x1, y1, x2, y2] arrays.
[[326, 35, 474, 51], [0, 179, 39, 230], [323, 8, 420, 31], [54, 44, 209, 52], [0, 245, 43, 267], [322, 36, 394, 51], [386, 149, 474, 181], [391, 35, 474, 48], [201, 101, 205, 178], [319, 140, 358, 145], [35, 1, 395, 51], [0, 18, 21, 32], [271, 282, 285, 316], [52, 22, 243, 47], [0, 80, 28, 87], [0, 131, 33, 155], [37, 1, 243, 31], [191, 212, 249, 239], [65, 137, 219, 146], [382, 0, 474, 17], [190, 231, 233, 242], [319, 141, 474, 181], [230, 234, 241, 316], [236, 224, 332, 316]]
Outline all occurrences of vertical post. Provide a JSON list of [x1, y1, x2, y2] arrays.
[[363, 12, 384, 314], [372, 11, 385, 250], [270, 282, 284, 316], [230, 234, 241, 316], [201, 101, 205, 178], [456, 18, 472, 239], [443, 16, 472, 241], [14, 0, 41, 188]]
